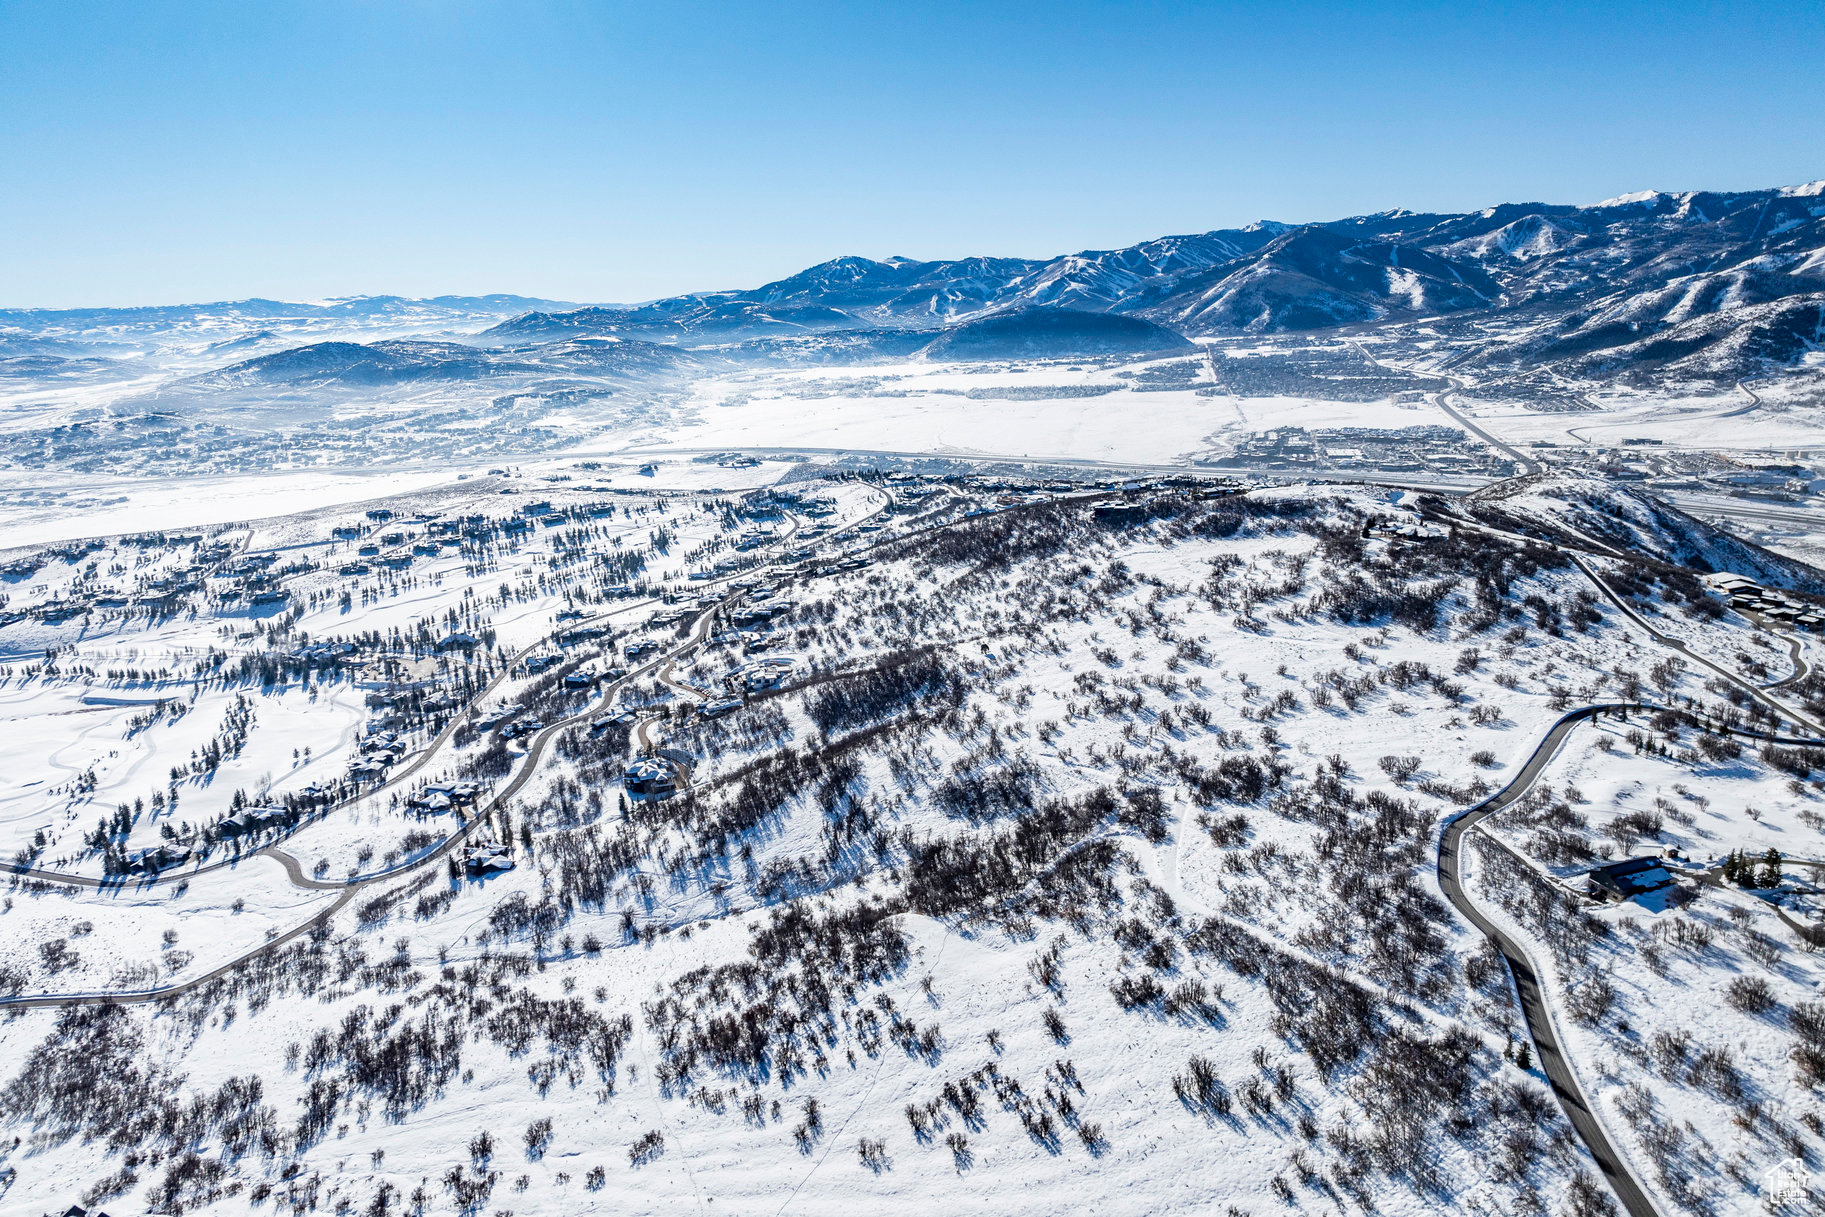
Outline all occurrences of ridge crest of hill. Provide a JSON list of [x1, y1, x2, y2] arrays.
[[1469, 471, 1825, 594]]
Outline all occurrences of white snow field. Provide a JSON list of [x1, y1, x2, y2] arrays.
[[0, 462, 1821, 1217], [624, 357, 1454, 468]]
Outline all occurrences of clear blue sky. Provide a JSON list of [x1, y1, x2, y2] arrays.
[[0, 0, 1819, 307]]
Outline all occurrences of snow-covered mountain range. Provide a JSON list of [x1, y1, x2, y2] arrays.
[[470, 182, 1825, 382], [3, 181, 1822, 397]]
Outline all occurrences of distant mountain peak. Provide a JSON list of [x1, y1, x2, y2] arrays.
[[1586, 189, 1667, 210]]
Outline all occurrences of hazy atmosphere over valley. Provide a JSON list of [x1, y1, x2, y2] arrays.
[[2, 4, 1824, 1217]]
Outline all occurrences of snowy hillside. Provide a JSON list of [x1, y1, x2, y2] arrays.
[[1, 461, 1823, 1216], [1467, 472, 1825, 595]]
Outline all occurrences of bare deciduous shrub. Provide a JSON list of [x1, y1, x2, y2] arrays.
[[1201, 812, 1250, 848], [1172, 1055, 1230, 1117], [1565, 973, 1615, 1027], [524, 1116, 553, 1158], [1793, 1001, 1825, 1088], [1725, 975, 1775, 1015], [1744, 929, 1782, 968], [1562, 1168, 1618, 1217], [1647, 1028, 1690, 1078], [628, 1129, 664, 1165], [1378, 755, 1421, 784], [38, 938, 79, 974]]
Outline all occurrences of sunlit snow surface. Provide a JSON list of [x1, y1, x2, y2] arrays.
[[0, 449, 1819, 1216]]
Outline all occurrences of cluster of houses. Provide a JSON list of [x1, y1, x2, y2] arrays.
[[330, 511, 473, 576], [733, 526, 779, 552], [728, 601, 792, 630], [362, 681, 457, 727], [1, 535, 310, 629], [347, 547, 415, 572], [689, 552, 763, 580], [813, 554, 873, 577], [1706, 572, 1825, 630], [290, 640, 359, 666]]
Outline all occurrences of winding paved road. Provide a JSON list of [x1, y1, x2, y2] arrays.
[[1436, 700, 1825, 1217], [1437, 705, 1660, 1217], [1567, 552, 1825, 737]]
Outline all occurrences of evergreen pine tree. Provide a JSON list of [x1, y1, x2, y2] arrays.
[[1516, 1041, 1532, 1070]]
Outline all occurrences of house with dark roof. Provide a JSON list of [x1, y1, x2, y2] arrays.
[[1586, 856, 1674, 902], [126, 845, 192, 875]]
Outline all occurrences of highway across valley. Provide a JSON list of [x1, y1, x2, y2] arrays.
[[618, 441, 1825, 540]]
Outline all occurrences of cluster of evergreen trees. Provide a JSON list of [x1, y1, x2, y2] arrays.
[[1721, 847, 1783, 888]]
